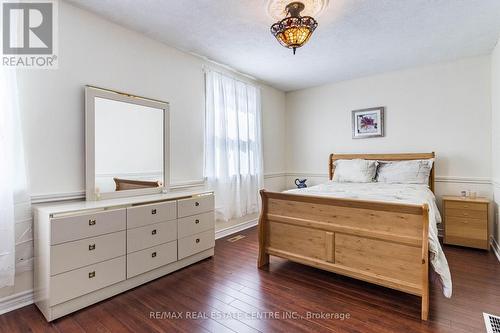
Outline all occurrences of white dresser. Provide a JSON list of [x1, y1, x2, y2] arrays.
[[34, 190, 215, 321]]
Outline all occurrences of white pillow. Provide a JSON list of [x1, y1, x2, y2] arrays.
[[333, 159, 378, 183], [376, 159, 434, 185]]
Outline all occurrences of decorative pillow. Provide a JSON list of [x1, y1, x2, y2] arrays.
[[333, 159, 378, 183], [376, 159, 434, 185]]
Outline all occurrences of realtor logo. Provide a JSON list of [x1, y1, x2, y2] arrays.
[[1, 0, 58, 68]]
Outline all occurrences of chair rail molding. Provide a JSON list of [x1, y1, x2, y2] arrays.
[[435, 176, 491, 184], [285, 172, 492, 184], [285, 172, 328, 178], [263, 172, 287, 179], [30, 178, 207, 204]]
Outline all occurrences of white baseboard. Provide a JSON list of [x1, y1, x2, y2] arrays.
[[0, 289, 34, 315], [491, 237, 500, 264], [215, 218, 258, 240]]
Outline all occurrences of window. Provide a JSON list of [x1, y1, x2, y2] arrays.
[[205, 70, 263, 222]]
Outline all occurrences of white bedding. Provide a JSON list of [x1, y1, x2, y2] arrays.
[[286, 182, 452, 298]]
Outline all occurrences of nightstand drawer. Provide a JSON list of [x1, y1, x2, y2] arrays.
[[445, 201, 487, 211], [445, 235, 489, 249], [445, 208, 487, 220], [446, 217, 487, 238], [445, 216, 488, 249]]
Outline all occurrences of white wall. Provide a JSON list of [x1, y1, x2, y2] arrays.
[[492, 39, 500, 249], [17, 2, 286, 198], [1, 1, 286, 301], [285, 57, 493, 202], [18, 3, 204, 196], [262, 86, 287, 192]]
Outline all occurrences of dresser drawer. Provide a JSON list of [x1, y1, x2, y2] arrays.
[[51, 231, 125, 276], [177, 194, 214, 218], [445, 201, 487, 211], [50, 256, 125, 306], [178, 212, 214, 238], [51, 209, 126, 245], [127, 201, 177, 229], [127, 220, 177, 253], [445, 208, 487, 220], [127, 241, 177, 278], [178, 229, 215, 260]]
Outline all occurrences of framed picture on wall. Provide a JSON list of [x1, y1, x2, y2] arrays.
[[352, 107, 385, 139]]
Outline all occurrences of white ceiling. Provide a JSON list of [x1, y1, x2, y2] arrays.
[[67, 0, 500, 91]]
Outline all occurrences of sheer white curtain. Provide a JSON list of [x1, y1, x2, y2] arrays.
[[205, 70, 263, 222], [0, 67, 30, 288]]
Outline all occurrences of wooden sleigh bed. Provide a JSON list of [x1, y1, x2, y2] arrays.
[[257, 153, 435, 320]]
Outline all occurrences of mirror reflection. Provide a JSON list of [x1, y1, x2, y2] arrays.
[[94, 97, 164, 194]]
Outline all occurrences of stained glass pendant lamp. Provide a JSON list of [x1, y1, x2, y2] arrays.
[[270, 2, 318, 55]]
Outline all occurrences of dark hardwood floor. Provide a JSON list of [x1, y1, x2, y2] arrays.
[[1, 227, 499, 333]]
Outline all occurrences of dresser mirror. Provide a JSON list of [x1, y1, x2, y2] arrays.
[[85, 86, 170, 201]]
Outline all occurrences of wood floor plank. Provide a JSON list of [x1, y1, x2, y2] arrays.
[[130, 277, 238, 333], [0, 227, 499, 332]]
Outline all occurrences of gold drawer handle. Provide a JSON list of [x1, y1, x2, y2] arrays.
[[196, 238, 200, 243], [151, 252, 157, 258], [89, 271, 95, 279], [195, 219, 200, 224], [89, 244, 96, 251], [151, 229, 157, 235], [151, 209, 157, 215], [195, 202, 200, 207], [89, 219, 96, 226]]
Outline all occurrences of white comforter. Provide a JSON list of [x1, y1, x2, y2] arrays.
[[286, 182, 452, 298]]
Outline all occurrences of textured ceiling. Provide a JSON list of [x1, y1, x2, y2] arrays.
[[67, 0, 500, 91]]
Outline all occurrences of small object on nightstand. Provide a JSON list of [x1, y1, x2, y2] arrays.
[[442, 195, 490, 250]]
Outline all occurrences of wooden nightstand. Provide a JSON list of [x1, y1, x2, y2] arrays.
[[442, 196, 490, 250]]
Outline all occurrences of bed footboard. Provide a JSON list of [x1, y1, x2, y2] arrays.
[[257, 190, 430, 321]]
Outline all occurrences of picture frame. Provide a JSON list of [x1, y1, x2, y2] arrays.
[[352, 107, 385, 139]]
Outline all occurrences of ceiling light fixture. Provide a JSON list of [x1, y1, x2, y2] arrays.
[[270, 2, 318, 55]]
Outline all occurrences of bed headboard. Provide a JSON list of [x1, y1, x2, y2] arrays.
[[329, 152, 436, 193]]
